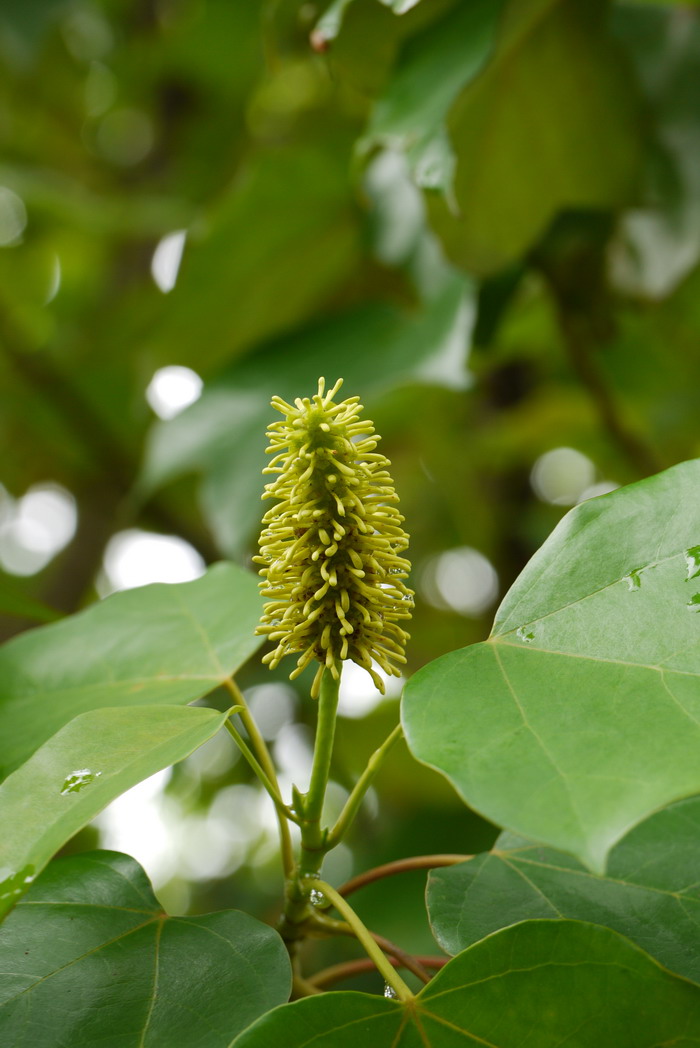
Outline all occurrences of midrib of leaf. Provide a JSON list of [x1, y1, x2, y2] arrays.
[[494, 547, 685, 638], [1, 914, 160, 1005], [496, 850, 700, 907], [138, 918, 163, 1048], [490, 645, 586, 835]]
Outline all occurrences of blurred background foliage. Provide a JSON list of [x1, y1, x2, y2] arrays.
[[2, 0, 700, 990]]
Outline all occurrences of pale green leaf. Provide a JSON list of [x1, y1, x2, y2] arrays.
[[0, 704, 229, 917], [403, 459, 700, 871], [0, 562, 262, 779]]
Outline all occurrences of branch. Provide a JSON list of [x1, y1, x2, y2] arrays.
[[339, 854, 473, 898], [309, 955, 448, 990]]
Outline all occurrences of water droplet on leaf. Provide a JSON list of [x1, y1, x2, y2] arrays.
[[685, 546, 700, 581], [0, 865, 35, 906], [384, 984, 398, 999], [60, 769, 102, 795], [623, 569, 643, 591], [516, 626, 535, 643]]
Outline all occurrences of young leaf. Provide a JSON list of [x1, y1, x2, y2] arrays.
[[403, 459, 700, 872], [427, 794, 700, 983], [0, 704, 228, 917], [365, 0, 506, 193], [0, 851, 292, 1047], [0, 562, 262, 779], [230, 920, 700, 1047]]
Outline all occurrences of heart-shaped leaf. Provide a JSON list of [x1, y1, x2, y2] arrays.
[[0, 704, 228, 917], [0, 562, 262, 779], [0, 850, 292, 1047], [231, 920, 700, 1047], [427, 794, 700, 983], [403, 459, 700, 871]]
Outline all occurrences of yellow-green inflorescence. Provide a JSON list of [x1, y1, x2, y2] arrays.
[[254, 378, 413, 699]]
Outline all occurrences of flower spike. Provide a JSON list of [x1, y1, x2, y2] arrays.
[[254, 378, 413, 699]]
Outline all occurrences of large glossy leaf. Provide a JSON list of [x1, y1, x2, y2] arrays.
[[0, 562, 262, 778], [403, 459, 700, 872], [232, 920, 700, 1047], [0, 850, 292, 1047], [427, 794, 700, 982], [0, 704, 228, 917], [430, 0, 642, 273], [142, 277, 472, 558]]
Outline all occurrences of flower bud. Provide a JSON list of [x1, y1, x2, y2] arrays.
[[255, 378, 413, 698]]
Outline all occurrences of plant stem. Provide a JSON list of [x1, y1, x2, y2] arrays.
[[223, 716, 300, 824], [298, 668, 340, 876], [304, 878, 414, 1001], [310, 955, 448, 990], [223, 677, 295, 878], [339, 853, 472, 897], [326, 722, 403, 849]]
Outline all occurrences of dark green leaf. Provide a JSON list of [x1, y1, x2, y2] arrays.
[[427, 794, 700, 982], [403, 460, 700, 872], [431, 0, 643, 272], [0, 850, 292, 1047], [0, 563, 262, 779], [0, 704, 229, 916], [232, 920, 700, 1047]]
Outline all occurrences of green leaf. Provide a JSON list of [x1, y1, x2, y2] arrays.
[[427, 794, 700, 983], [232, 920, 700, 1047], [142, 277, 472, 558], [0, 850, 292, 1047], [403, 459, 700, 872], [147, 144, 361, 373], [0, 704, 229, 917], [430, 0, 643, 273], [0, 562, 262, 779], [365, 0, 506, 192]]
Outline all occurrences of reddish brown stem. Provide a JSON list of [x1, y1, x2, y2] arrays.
[[310, 955, 448, 990], [339, 854, 472, 898]]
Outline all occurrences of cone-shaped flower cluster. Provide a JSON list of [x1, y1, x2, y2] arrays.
[[255, 378, 413, 699]]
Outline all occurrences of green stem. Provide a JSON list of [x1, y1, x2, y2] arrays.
[[298, 668, 341, 875], [303, 878, 413, 1002], [224, 716, 300, 824], [224, 678, 295, 878], [326, 722, 403, 848]]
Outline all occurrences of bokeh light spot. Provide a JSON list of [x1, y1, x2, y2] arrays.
[[146, 365, 202, 419], [100, 529, 205, 594], [420, 547, 499, 617], [151, 230, 187, 294], [531, 446, 596, 506]]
